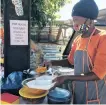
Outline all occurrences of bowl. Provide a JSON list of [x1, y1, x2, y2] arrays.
[[22, 78, 47, 95], [24, 86, 47, 95], [19, 87, 48, 104], [21, 96, 46, 104], [48, 97, 71, 104], [47, 87, 72, 104]]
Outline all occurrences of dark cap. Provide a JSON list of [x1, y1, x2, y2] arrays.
[[72, 0, 99, 19]]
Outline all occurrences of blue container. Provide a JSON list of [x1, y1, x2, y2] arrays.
[[47, 87, 72, 104]]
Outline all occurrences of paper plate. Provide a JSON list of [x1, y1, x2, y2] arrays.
[[22, 77, 56, 90], [36, 75, 57, 80], [19, 87, 48, 99], [26, 80, 56, 90]]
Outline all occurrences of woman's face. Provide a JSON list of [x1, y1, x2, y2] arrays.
[[72, 16, 86, 31]]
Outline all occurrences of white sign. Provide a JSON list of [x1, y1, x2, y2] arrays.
[[10, 20, 28, 45]]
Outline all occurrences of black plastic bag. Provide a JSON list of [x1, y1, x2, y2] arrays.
[[1, 71, 23, 89]]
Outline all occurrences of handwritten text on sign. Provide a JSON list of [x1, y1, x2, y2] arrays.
[[10, 20, 28, 45]]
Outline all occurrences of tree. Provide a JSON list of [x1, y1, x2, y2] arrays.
[[31, 0, 71, 28], [44, 0, 71, 20], [31, 0, 47, 28]]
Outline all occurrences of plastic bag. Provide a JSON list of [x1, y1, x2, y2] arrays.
[[1, 71, 23, 89]]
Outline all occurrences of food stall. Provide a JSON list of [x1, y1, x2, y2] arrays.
[[1, 0, 106, 103]]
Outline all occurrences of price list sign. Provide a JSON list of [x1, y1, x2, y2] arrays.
[[10, 20, 28, 45]]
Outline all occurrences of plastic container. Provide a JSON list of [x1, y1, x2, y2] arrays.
[[47, 87, 72, 104]]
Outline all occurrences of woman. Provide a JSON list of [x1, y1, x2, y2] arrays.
[[44, 0, 106, 104]]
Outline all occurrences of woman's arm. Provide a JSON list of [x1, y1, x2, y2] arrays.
[[43, 58, 73, 68], [64, 72, 99, 81], [54, 72, 99, 86], [54, 72, 99, 85], [51, 59, 73, 67]]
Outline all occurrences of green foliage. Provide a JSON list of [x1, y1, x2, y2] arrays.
[[31, 0, 48, 28], [31, 0, 71, 28], [44, 0, 70, 20]]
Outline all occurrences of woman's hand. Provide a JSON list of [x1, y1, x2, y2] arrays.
[[43, 60, 52, 68], [50, 76, 66, 90], [53, 76, 66, 86]]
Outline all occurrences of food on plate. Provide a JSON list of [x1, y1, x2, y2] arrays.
[[36, 67, 47, 73]]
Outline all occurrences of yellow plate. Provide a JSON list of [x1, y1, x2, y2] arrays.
[[19, 87, 48, 99]]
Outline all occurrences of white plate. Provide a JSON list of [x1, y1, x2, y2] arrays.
[[26, 79, 56, 90], [36, 75, 57, 80]]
